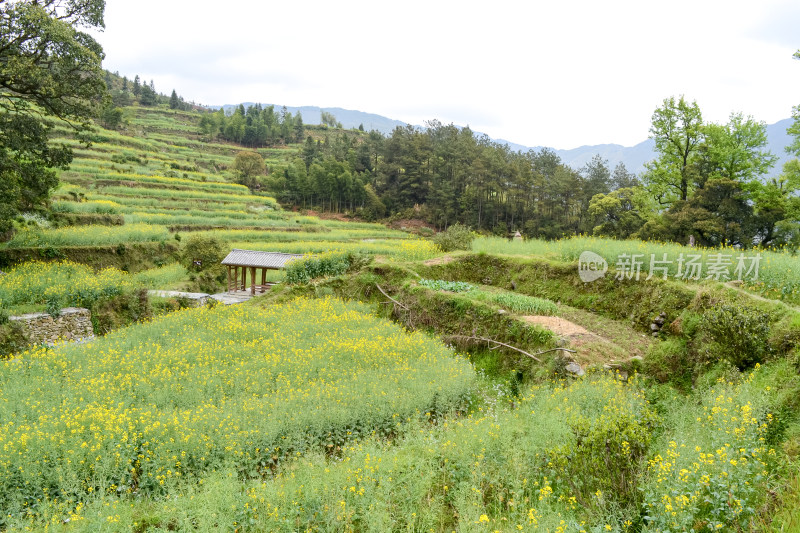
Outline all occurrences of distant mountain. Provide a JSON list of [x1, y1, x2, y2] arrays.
[[551, 118, 794, 176], [214, 103, 794, 177]]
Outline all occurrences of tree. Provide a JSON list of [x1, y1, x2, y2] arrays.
[[643, 96, 703, 205], [0, 0, 107, 237], [699, 113, 776, 184], [99, 105, 123, 130], [233, 150, 266, 189], [139, 83, 156, 106], [610, 162, 638, 190], [169, 89, 179, 109], [294, 111, 304, 142], [320, 110, 338, 128], [588, 187, 650, 238], [664, 178, 754, 246]]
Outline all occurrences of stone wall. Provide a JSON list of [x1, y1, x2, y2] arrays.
[[9, 307, 94, 345], [147, 290, 210, 307]]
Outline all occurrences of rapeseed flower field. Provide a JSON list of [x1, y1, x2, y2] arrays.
[[0, 297, 474, 527], [0, 261, 135, 313]]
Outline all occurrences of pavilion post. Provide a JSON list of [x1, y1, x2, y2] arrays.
[[250, 266, 256, 295], [261, 268, 266, 292], [233, 266, 238, 293], [226, 265, 231, 292]]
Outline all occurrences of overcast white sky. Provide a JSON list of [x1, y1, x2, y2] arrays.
[[93, 0, 800, 150]]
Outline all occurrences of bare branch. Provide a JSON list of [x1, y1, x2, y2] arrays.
[[375, 284, 409, 311], [442, 335, 575, 363]]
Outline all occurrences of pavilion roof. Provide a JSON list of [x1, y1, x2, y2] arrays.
[[221, 249, 304, 269]]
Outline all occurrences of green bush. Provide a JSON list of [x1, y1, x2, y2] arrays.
[[643, 338, 692, 388], [180, 235, 226, 292], [180, 235, 225, 274], [284, 251, 352, 284], [0, 321, 27, 358], [432, 222, 474, 252], [701, 304, 773, 369]]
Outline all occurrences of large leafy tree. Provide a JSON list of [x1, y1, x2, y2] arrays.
[[0, 0, 107, 237], [643, 96, 704, 206]]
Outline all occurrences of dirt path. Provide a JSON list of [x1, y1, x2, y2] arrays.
[[423, 255, 456, 266], [521, 309, 653, 366]]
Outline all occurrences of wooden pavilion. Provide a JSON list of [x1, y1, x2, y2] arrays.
[[221, 249, 304, 295]]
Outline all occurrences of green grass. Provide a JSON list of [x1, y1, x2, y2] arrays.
[[131, 263, 188, 289], [418, 279, 476, 292], [474, 235, 800, 305], [470, 289, 559, 315], [1, 224, 170, 247]]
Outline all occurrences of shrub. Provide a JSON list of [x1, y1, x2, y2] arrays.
[[180, 235, 226, 292], [643, 338, 692, 388], [0, 321, 27, 358], [432, 222, 474, 252], [701, 304, 773, 369], [180, 235, 225, 274], [284, 251, 352, 284]]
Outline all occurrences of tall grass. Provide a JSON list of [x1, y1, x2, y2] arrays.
[[474, 236, 800, 305], [228, 239, 440, 261], [131, 263, 188, 289], [1, 224, 170, 248]]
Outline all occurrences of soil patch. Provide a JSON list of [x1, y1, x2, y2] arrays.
[[521, 315, 592, 337], [389, 218, 436, 234], [423, 255, 456, 266], [521, 313, 642, 366]]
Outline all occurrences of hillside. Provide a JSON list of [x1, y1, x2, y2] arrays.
[[219, 103, 796, 175], [0, 103, 797, 533]]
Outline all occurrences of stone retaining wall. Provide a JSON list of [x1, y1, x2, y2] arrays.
[[147, 290, 210, 307], [9, 307, 94, 345]]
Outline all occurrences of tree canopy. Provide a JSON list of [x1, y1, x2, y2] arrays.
[[0, 0, 107, 236]]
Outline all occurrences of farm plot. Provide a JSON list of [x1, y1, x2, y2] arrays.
[[0, 297, 474, 527]]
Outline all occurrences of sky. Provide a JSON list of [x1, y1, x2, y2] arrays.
[[91, 0, 800, 150]]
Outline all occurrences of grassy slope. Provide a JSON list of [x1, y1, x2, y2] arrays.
[[1, 105, 799, 530]]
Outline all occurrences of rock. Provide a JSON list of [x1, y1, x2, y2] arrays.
[[652, 331, 660, 337], [650, 323, 660, 332], [510, 281, 517, 291], [565, 362, 585, 376], [497, 309, 507, 315], [654, 316, 665, 326]]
